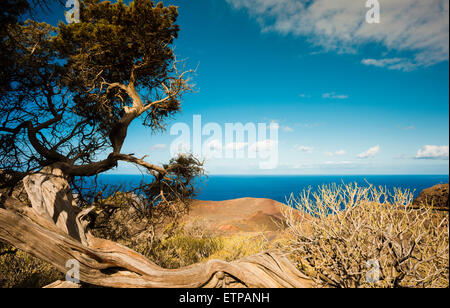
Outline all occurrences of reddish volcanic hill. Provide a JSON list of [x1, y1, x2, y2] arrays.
[[412, 183, 449, 211], [182, 198, 293, 235]]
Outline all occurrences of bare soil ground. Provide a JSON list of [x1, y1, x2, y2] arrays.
[[182, 198, 291, 237]]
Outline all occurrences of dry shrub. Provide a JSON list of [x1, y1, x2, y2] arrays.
[[89, 195, 224, 269], [133, 222, 223, 269], [208, 234, 269, 262], [90, 193, 273, 270], [133, 221, 272, 269], [282, 183, 449, 288], [89, 191, 157, 246], [0, 242, 63, 288]]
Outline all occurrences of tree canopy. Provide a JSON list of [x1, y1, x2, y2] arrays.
[[0, 0, 203, 207], [0, 0, 316, 289]]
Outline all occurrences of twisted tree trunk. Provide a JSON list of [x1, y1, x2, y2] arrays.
[[0, 166, 312, 288]]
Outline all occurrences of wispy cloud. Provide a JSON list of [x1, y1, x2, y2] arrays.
[[325, 149, 347, 156], [205, 139, 223, 151], [295, 145, 314, 153], [394, 154, 407, 160], [151, 144, 167, 150], [414, 145, 449, 160], [249, 139, 278, 152], [281, 125, 294, 132], [324, 160, 353, 166], [361, 58, 418, 71], [322, 92, 348, 99], [403, 125, 416, 131], [294, 122, 320, 128], [291, 160, 357, 169], [205, 139, 279, 153], [224, 142, 249, 151], [357, 145, 380, 159], [226, 0, 449, 70]]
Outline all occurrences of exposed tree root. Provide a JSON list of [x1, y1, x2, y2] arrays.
[[0, 167, 312, 288]]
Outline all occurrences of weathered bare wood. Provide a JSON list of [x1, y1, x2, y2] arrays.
[[43, 280, 81, 288], [22, 167, 82, 241], [0, 166, 312, 288]]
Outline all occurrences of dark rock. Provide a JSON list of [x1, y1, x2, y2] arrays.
[[412, 183, 449, 211]]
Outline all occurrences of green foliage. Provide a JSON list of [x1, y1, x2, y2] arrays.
[[56, 0, 178, 85], [0, 0, 29, 27], [0, 0, 29, 92], [53, 0, 182, 134], [145, 153, 205, 208], [1, 0, 191, 176]]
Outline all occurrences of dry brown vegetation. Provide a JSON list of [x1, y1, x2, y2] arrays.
[[0, 171, 306, 288], [0, 0, 310, 288], [85, 193, 275, 270], [0, 215, 279, 287], [0, 242, 62, 288], [0, 188, 267, 288], [2, 180, 448, 288], [282, 183, 449, 288]]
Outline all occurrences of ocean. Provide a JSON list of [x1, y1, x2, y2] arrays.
[[93, 174, 449, 204]]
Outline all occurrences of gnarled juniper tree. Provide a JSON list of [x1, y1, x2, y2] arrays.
[[0, 0, 203, 213], [0, 1, 307, 288]]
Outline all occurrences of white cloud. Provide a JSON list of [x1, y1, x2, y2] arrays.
[[295, 145, 314, 153], [224, 142, 249, 151], [171, 142, 191, 154], [151, 144, 167, 150], [291, 163, 315, 169], [290, 160, 356, 169], [249, 139, 278, 152], [270, 122, 280, 129], [357, 145, 380, 158], [205, 139, 223, 151], [227, 0, 449, 69], [295, 122, 319, 128], [415, 145, 449, 160], [322, 92, 348, 99], [325, 149, 347, 156], [324, 160, 352, 165], [205, 140, 250, 151], [282, 126, 294, 132], [361, 58, 418, 71]]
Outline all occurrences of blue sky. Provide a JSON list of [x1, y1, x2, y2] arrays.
[[46, 0, 449, 175]]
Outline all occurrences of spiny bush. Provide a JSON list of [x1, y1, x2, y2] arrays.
[[282, 183, 449, 288]]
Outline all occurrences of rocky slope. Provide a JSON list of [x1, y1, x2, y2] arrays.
[[183, 198, 288, 234], [412, 183, 449, 211]]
